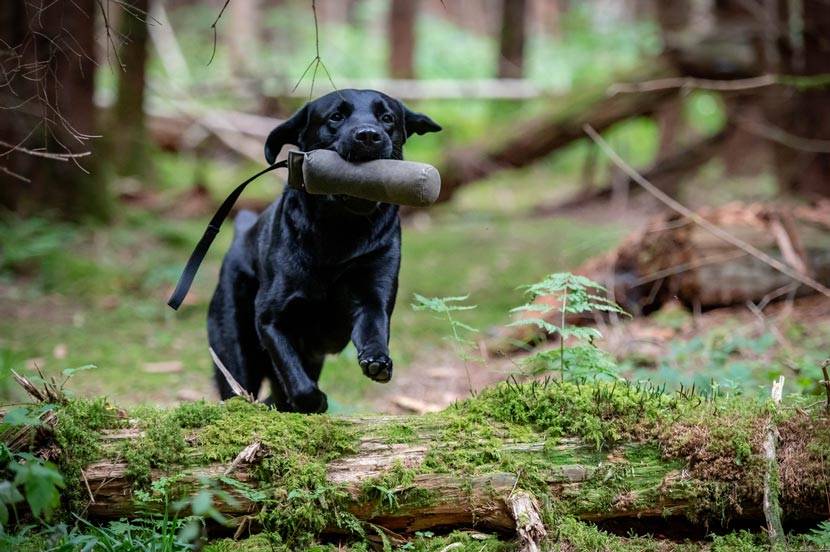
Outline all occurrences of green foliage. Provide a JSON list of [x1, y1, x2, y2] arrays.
[[0, 444, 65, 527], [510, 273, 627, 380], [804, 520, 830, 548], [0, 215, 73, 276], [23, 514, 198, 551], [710, 529, 767, 551], [411, 293, 479, 348]]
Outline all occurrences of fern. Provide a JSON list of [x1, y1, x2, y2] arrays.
[[805, 520, 830, 548], [411, 293, 479, 394], [411, 294, 479, 350], [510, 273, 627, 380]]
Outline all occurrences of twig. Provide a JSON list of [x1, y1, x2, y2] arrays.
[[223, 440, 262, 476], [608, 74, 778, 95], [583, 124, 830, 299], [736, 115, 830, 154], [0, 165, 30, 182], [81, 468, 96, 503], [762, 376, 786, 549], [11, 370, 47, 402], [208, 347, 256, 403], [821, 359, 830, 414], [291, 0, 338, 98], [0, 139, 91, 161], [96, 0, 126, 72], [207, 0, 231, 66]]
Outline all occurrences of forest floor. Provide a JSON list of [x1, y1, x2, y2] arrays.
[[3, 169, 828, 414], [0, 163, 630, 411]]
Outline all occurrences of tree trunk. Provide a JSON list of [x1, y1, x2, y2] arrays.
[[6, 383, 828, 544], [0, 0, 108, 220], [497, 0, 528, 78], [111, 0, 151, 178], [768, 0, 830, 198], [388, 0, 418, 79]]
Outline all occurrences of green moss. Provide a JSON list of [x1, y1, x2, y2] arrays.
[[121, 407, 188, 487], [359, 460, 437, 514], [110, 398, 362, 548], [53, 397, 123, 507], [710, 530, 767, 552], [456, 380, 678, 450], [170, 400, 223, 428], [379, 422, 418, 444]]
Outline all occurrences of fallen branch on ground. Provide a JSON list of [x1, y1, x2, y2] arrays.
[[422, 63, 677, 208]]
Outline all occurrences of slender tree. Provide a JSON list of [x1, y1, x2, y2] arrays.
[[111, 0, 151, 178], [497, 0, 528, 78], [767, 0, 830, 197], [388, 0, 418, 79]]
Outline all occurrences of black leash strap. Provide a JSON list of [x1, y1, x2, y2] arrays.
[[167, 160, 288, 310]]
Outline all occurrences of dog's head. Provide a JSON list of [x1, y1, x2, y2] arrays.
[[264, 89, 441, 164]]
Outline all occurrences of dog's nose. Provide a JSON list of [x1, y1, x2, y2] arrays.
[[354, 127, 382, 145]]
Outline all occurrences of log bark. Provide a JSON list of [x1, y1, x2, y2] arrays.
[[5, 385, 829, 542], [428, 63, 678, 207]]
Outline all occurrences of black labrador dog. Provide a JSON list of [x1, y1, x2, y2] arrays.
[[207, 89, 441, 413]]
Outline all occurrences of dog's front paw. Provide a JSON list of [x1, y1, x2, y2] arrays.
[[359, 353, 393, 383], [290, 386, 328, 413]]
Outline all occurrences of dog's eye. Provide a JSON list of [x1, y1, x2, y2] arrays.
[[329, 112, 344, 122], [380, 113, 395, 124]]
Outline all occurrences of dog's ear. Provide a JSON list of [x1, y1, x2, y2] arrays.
[[265, 105, 310, 164], [401, 104, 441, 138]]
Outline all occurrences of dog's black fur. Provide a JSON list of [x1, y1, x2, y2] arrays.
[[207, 89, 441, 412]]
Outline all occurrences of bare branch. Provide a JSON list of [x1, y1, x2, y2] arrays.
[[736, 115, 830, 154], [207, 0, 232, 66], [607, 73, 830, 96], [0, 139, 91, 161]]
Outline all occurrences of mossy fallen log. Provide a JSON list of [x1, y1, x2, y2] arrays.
[[4, 381, 829, 548]]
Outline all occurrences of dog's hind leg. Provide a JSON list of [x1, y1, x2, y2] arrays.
[[257, 319, 328, 413], [208, 272, 266, 400], [208, 213, 265, 400]]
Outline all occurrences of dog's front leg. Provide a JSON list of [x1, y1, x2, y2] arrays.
[[258, 323, 328, 413], [350, 271, 397, 383]]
